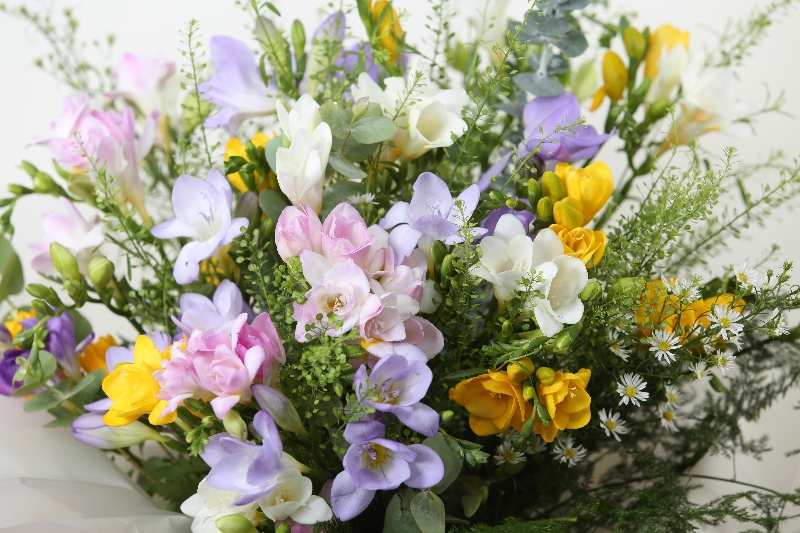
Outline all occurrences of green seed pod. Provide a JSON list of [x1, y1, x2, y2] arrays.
[[554, 331, 572, 352], [536, 367, 556, 386], [291, 19, 306, 60], [7, 184, 31, 196], [501, 320, 514, 336], [441, 410, 454, 423], [537, 196, 554, 220], [222, 410, 248, 441], [430, 240, 448, 266], [489, 190, 506, 203], [522, 380, 536, 401], [215, 515, 259, 533], [580, 281, 602, 301]]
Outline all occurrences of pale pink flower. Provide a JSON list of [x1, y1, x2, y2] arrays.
[[107, 52, 178, 118], [29, 198, 103, 276]]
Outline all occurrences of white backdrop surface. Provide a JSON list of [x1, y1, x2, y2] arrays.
[[1, 0, 799, 531]]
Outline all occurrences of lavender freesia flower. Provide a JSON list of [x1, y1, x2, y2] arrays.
[[353, 354, 439, 437], [200, 36, 278, 134], [0, 347, 27, 396], [151, 169, 248, 285], [481, 204, 534, 238], [71, 412, 167, 449], [201, 410, 286, 504], [174, 279, 252, 334], [521, 91, 612, 162], [379, 172, 485, 263], [44, 312, 94, 382], [330, 419, 444, 521]]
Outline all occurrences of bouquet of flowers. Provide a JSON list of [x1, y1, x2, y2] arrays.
[[2, 0, 800, 531]]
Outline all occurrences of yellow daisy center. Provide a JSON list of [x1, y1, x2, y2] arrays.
[[663, 410, 674, 422], [605, 420, 617, 431], [668, 392, 676, 402], [564, 448, 575, 459], [503, 450, 517, 461], [657, 341, 671, 351], [625, 385, 638, 398], [719, 317, 731, 328], [719, 357, 727, 367], [737, 272, 748, 282]]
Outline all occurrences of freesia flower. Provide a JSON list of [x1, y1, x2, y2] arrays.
[[79, 334, 117, 374], [553, 162, 614, 226], [44, 311, 94, 382], [645, 24, 690, 104], [276, 122, 333, 214], [370, 0, 404, 63], [258, 469, 332, 525], [480, 205, 533, 238], [151, 169, 248, 285], [353, 354, 439, 437], [448, 370, 531, 436], [534, 368, 592, 442], [549, 224, 607, 268], [102, 335, 177, 426], [3, 309, 35, 340], [174, 279, 251, 334], [522, 92, 612, 162], [200, 36, 278, 133], [379, 172, 484, 263], [224, 132, 272, 192], [277, 94, 322, 143], [330, 419, 444, 521], [107, 52, 178, 119], [181, 477, 261, 533], [71, 412, 168, 449], [29, 198, 103, 277], [358, 293, 416, 345], [590, 51, 628, 111], [473, 213, 536, 302]]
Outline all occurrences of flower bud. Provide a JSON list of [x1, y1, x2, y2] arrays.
[[441, 410, 454, 423], [623, 27, 646, 60], [21, 161, 38, 178], [537, 197, 554, 220], [71, 412, 167, 449], [33, 172, 59, 194], [441, 254, 456, 278], [291, 19, 306, 60], [536, 367, 556, 386], [541, 171, 565, 201], [709, 374, 727, 393], [68, 173, 95, 200], [601, 51, 628, 102], [505, 197, 523, 210], [26, 283, 56, 300], [501, 320, 513, 336], [64, 279, 85, 301], [527, 178, 541, 207], [222, 409, 248, 441], [275, 522, 293, 533], [215, 515, 259, 533], [631, 77, 652, 101], [353, 96, 370, 117], [49, 242, 80, 281], [430, 240, 448, 266], [7, 184, 31, 196], [552, 197, 584, 230], [580, 281, 602, 301], [88, 256, 115, 291], [647, 98, 672, 122], [523, 380, 536, 402], [488, 190, 506, 203], [554, 331, 572, 352], [233, 191, 261, 232], [507, 357, 535, 383], [31, 299, 50, 316], [252, 384, 309, 436]]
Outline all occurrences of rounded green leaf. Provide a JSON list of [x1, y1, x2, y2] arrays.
[[351, 116, 398, 144], [320, 102, 351, 140], [423, 434, 463, 494], [411, 491, 445, 533]]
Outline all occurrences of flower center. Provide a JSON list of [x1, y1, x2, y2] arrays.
[[326, 294, 348, 313], [657, 341, 671, 351], [564, 448, 575, 459], [605, 420, 617, 431], [719, 357, 727, 367], [625, 385, 638, 398], [737, 272, 748, 282], [375, 382, 400, 405], [503, 450, 517, 461], [364, 443, 389, 469], [719, 317, 731, 328], [663, 410, 674, 422]]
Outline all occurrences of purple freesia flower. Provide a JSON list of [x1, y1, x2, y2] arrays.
[[151, 169, 248, 285], [336, 44, 379, 84], [0, 348, 27, 396], [353, 354, 439, 437], [521, 91, 612, 162], [71, 412, 166, 449], [379, 172, 485, 263], [44, 312, 94, 382], [174, 279, 252, 334], [477, 151, 514, 192], [330, 419, 444, 521], [481, 204, 534, 238], [201, 410, 286, 504], [200, 36, 278, 134]]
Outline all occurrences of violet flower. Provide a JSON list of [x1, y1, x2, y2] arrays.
[[44, 312, 94, 382], [200, 36, 279, 134], [521, 91, 612, 162], [330, 419, 444, 521], [353, 354, 439, 437], [379, 172, 485, 263], [71, 412, 167, 449], [151, 169, 248, 285], [29, 198, 103, 277], [174, 279, 253, 334], [336, 44, 379, 85], [201, 410, 286, 504]]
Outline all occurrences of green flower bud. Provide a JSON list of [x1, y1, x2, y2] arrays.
[[537, 196, 554, 220], [554, 331, 572, 352], [501, 320, 513, 336], [26, 283, 55, 300], [215, 515, 259, 533], [505, 197, 523, 210], [571, 61, 599, 102], [31, 299, 50, 315], [291, 20, 306, 60], [441, 410, 454, 423], [522, 380, 536, 402], [536, 367, 556, 386], [709, 374, 727, 393], [233, 191, 261, 232], [488, 190, 506, 203], [68, 173, 96, 200], [21, 161, 38, 178], [441, 254, 455, 278], [631, 76, 652, 100], [580, 281, 602, 301], [275, 522, 293, 533], [222, 409, 248, 441], [541, 171, 565, 201], [50, 242, 80, 281], [623, 27, 645, 60], [7, 184, 31, 196], [647, 98, 672, 122], [32, 172, 59, 194], [353, 96, 370, 117], [64, 279, 85, 301], [527, 178, 541, 207], [88, 256, 115, 291], [430, 240, 448, 266]]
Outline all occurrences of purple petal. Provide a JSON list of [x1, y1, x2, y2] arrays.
[[331, 471, 376, 521], [410, 215, 460, 241], [409, 173, 453, 221], [405, 443, 445, 488], [84, 397, 113, 412], [394, 403, 439, 438], [379, 202, 412, 230], [252, 410, 283, 454], [344, 419, 385, 444], [387, 224, 423, 263]]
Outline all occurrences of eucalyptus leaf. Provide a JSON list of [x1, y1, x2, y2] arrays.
[[495, 101, 526, 117], [383, 490, 419, 533], [527, 16, 570, 36], [558, 0, 591, 10], [351, 116, 398, 144], [321, 181, 366, 219], [265, 134, 283, 173], [552, 30, 589, 57], [411, 491, 445, 533], [23, 389, 63, 412], [328, 153, 367, 181], [320, 102, 350, 140], [39, 350, 57, 382], [0, 237, 23, 301], [344, 139, 380, 162], [70, 369, 105, 407], [513, 72, 565, 97], [527, 52, 569, 75], [259, 189, 290, 222], [423, 434, 463, 494]]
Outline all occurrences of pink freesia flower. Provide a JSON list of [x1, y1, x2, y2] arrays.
[[275, 205, 324, 262], [233, 312, 286, 383], [154, 350, 213, 415], [39, 94, 158, 223], [29, 198, 103, 277], [320, 203, 375, 266], [107, 52, 178, 118], [358, 293, 416, 345]]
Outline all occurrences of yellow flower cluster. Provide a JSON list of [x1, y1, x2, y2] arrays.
[[370, 0, 404, 64], [4, 309, 36, 341], [224, 132, 273, 193]]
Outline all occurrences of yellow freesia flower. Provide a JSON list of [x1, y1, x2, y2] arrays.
[[371, 0, 404, 63], [552, 197, 584, 230], [534, 368, 592, 443], [102, 335, 177, 427], [79, 334, 117, 375], [554, 162, 614, 225], [449, 370, 532, 436], [4, 309, 35, 341], [644, 25, 690, 80], [590, 51, 628, 111], [549, 224, 607, 268], [224, 132, 272, 193]]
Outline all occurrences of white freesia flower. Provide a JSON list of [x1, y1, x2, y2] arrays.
[[473, 214, 535, 301], [350, 71, 469, 161], [258, 469, 332, 524], [277, 94, 322, 143], [180, 477, 260, 533], [276, 122, 332, 214], [646, 43, 689, 104]]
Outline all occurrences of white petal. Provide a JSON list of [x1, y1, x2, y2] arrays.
[[493, 214, 526, 243], [531, 228, 564, 267]]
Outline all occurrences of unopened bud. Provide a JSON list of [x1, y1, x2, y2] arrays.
[[88, 256, 115, 291], [507, 357, 535, 383], [68, 173, 95, 200], [580, 281, 602, 301], [488, 190, 506, 204], [26, 283, 55, 300], [552, 197, 584, 229], [430, 240, 448, 266], [541, 171, 565, 201], [536, 367, 556, 386], [523, 380, 536, 401], [647, 98, 672, 122], [252, 384, 309, 436], [353, 97, 370, 117], [527, 178, 541, 207], [505, 197, 522, 210], [275, 522, 292, 533], [64, 279, 84, 300], [631, 77, 652, 100], [291, 19, 306, 59], [215, 515, 259, 533], [709, 374, 727, 393], [501, 320, 513, 336], [233, 191, 261, 232], [31, 299, 50, 315], [554, 331, 572, 352], [50, 242, 80, 281], [7, 184, 31, 196], [623, 27, 645, 60], [21, 161, 38, 178], [33, 172, 58, 194], [441, 254, 455, 277], [441, 410, 453, 423], [537, 196, 554, 220], [222, 409, 248, 441]]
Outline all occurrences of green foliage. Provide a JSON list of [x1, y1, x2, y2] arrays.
[[141, 456, 209, 511]]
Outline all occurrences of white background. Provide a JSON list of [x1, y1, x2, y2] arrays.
[[1, 0, 800, 531]]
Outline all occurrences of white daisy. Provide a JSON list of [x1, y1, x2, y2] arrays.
[[649, 329, 681, 363], [525, 436, 548, 455], [733, 262, 759, 291], [598, 409, 628, 441], [661, 275, 700, 303], [714, 351, 737, 376], [608, 330, 630, 361], [708, 304, 744, 341], [617, 373, 649, 407], [664, 384, 682, 406], [688, 361, 711, 382], [494, 441, 526, 465], [770, 311, 789, 337], [499, 427, 520, 443], [658, 403, 679, 433], [347, 192, 377, 205], [552, 435, 587, 467], [727, 335, 743, 352]]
